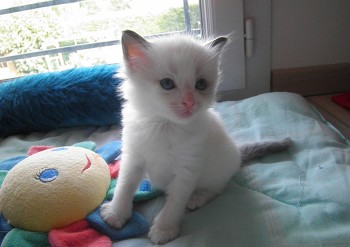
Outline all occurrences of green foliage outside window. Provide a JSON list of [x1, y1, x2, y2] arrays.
[[0, 1, 200, 77]]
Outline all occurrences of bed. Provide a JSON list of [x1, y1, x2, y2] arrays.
[[0, 65, 349, 247]]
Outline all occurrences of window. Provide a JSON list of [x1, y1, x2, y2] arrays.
[[0, 0, 201, 80]]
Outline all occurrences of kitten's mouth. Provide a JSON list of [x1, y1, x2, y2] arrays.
[[170, 104, 196, 119], [176, 109, 193, 118]]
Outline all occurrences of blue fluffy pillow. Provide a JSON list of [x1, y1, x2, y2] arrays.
[[0, 65, 122, 137]]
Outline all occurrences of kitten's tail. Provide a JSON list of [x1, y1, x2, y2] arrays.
[[239, 137, 292, 165]]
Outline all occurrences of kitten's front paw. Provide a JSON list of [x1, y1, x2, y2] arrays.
[[100, 202, 131, 228], [148, 225, 180, 244]]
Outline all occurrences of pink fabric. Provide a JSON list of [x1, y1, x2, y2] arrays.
[[49, 220, 112, 247], [332, 92, 350, 110]]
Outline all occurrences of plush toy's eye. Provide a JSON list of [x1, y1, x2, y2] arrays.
[[36, 168, 59, 183], [160, 78, 175, 90]]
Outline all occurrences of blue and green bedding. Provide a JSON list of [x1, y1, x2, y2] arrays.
[[0, 66, 349, 246]]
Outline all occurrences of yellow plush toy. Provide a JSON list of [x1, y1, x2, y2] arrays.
[[0, 146, 111, 232]]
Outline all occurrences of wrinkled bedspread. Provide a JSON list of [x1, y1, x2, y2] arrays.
[[1, 92, 349, 247]]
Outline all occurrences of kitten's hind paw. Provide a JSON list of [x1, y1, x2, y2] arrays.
[[187, 190, 216, 210], [148, 225, 180, 244], [187, 194, 207, 210], [100, 202, 129, 229]]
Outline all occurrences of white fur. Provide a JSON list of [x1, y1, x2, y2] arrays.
[[101, 32, 241, 244]]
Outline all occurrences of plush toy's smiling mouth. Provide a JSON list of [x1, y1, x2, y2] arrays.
[[81, 154, 92, 173]]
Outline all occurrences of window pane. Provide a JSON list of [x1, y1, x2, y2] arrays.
[[0, 0, 48, 10], [0, 0, 201, 80]]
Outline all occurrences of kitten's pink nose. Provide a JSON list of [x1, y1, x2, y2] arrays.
[[182, 93, 195, 110]]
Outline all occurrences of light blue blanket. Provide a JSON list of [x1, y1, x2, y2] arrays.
[[216, 92, 350, 246], [1, 92, 349, 246]]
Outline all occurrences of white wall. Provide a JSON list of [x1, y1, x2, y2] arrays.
[[218, 0, 272, 100], [271, 0, 350, 69], [205, 0, 246, 92]]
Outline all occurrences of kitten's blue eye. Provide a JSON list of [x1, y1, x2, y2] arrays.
[[160, 78, 175, 90], [195, 79, 207, 91]]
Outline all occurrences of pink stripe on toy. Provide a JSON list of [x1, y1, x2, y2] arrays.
[[27, 146, 56, 156], [49, 220, 111, 247], [109, 160, 120, 178]]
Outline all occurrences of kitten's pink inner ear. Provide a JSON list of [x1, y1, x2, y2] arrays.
[[127, 46, 146, 60], [125, 43, 148, 71]]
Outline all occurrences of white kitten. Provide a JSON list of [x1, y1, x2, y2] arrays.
[[101, 30, 241, 244]]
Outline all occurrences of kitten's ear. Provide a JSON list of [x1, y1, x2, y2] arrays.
[[206, 36, 228, 53], [121, 30, 151, 70]]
